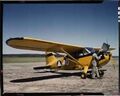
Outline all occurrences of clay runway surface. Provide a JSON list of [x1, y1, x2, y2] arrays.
[[3, 58, 119, 95]]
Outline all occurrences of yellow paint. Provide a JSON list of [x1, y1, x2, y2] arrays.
[[7, 37, 115, 54], [6, 37, 115, 74], [84, 66, 89, 74], [46, 52, 58, 68], [99, 55, 110, 66], [78, 56, 93, 66]]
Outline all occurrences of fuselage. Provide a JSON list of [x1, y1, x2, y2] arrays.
[[51, 51, 112, 70]]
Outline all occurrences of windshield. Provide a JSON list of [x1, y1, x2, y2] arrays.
[[85, 47, 95, 53]]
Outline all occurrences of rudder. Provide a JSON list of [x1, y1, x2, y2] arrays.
[[46, 52, 58, 68]]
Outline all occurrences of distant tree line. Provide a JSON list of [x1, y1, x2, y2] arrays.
[[3, 54, 63, 57]]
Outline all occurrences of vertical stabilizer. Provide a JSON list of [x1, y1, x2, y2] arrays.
[[45, 52, 58, 68]]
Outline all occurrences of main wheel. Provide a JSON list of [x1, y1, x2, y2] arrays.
[[99, 70, 104, 77], [81, 73, 87, 79]]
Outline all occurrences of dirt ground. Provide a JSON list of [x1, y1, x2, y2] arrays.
[[3, 58, 119, 95]]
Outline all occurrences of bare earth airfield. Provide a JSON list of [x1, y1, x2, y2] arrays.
[[3, 56, 119, 95]]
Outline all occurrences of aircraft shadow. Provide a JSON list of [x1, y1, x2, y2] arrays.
[[10, 74, 67, 83], [10, 71, 90, 83]]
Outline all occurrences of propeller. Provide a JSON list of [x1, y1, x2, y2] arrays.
[[101, 42, 116, 69], [101, 42, 110, 52]]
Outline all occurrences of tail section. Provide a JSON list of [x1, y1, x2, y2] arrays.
[[46, 52, 58, 68]]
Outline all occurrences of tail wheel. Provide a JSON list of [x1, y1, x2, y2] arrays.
[[99, 70, 104, 77], [81, 73, 87, 79]]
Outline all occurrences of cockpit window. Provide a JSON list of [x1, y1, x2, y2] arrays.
[[71, 47, 95, 59], [82, 48, 89, 55], [85, 47, 95, 53], [78, 48, 91, 56]]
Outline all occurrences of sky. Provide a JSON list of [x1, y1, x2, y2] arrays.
[[3, 1, 118, 56]]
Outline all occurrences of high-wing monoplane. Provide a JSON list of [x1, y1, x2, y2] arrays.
[[6, 37, 115, 79]]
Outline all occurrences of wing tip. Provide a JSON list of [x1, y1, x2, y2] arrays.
[[6, 37, 24, 45]]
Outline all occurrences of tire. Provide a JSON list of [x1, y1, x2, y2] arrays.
[[81, 73, 87, 79], [99, 70, 104, 77], [89, 72, 93, 78]]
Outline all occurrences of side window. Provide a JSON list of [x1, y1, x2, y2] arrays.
[[78, 49, 84, 57], [79, 53, 84, 56], [82, 48, 89, 55], [78, 48, 88, 56]]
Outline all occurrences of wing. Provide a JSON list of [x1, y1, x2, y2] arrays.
[[6, 37, 84, 53], [6, 37, 115, 53]]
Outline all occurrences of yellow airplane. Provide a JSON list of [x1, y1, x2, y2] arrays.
[[6, 37, 115, 79]]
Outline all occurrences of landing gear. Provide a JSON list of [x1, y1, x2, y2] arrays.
[[80, 70, 105, 79], [99, 70, 104, 77], [81, 72, 87, 79]]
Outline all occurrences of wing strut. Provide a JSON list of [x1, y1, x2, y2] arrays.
[[60, 48, 83, 68]]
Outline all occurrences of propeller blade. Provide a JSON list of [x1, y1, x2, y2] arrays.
[[101, 42, 110, 52]]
